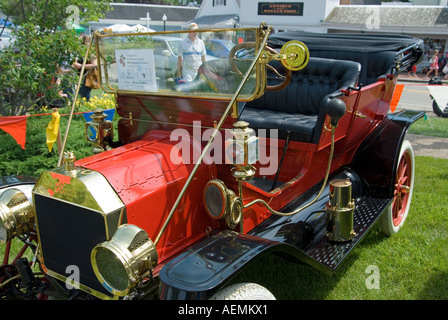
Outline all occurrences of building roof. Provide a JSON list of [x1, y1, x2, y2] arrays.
[[324, 5, 448, 34], [189, 14, 239, 28], [105, 3, 198, 22]]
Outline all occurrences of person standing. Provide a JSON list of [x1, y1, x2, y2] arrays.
[[426, 49, 439, 79], [72, 34, 97, 101], [439, 52, 448, 79], [177, 23, 206, 82]]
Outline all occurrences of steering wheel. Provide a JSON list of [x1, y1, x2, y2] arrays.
[[229, 42, 292, 92]]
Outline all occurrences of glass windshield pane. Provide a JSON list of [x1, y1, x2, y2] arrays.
[[96, 28, 259, 101]]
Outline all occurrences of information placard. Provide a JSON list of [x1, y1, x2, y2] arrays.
[[115, 49, 157, 92]]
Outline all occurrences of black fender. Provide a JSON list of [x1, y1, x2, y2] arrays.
[[158, 230, 296, 300], [158, 169, 391, 299], [350, 110, 424, 198], [0, 175, 36, 189], [0, 175, 37, 201]]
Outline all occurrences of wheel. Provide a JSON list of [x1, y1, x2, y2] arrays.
[[210, 282, 276, 300], [228, 42, 256, 76], [432, 100, 448, 117], [228, 43, 291, 91], [380, 140, 415, 236]]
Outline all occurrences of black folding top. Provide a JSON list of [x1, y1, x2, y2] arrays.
[[268, 32, 424, 86], [268, 31, 424, 53]]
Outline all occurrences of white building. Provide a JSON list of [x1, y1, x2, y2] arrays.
[[323, 5, 448, 58], [192, 0, 340, 32], [192, 0, 448, 64], [89, 3, 199, 32]]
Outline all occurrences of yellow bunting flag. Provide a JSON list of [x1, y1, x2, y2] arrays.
[[46, 110, 60, 152]]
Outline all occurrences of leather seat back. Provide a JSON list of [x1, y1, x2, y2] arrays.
[[246, 57, 361, 116]]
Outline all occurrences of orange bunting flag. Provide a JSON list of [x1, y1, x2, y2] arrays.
[[46, 110, 60, 152], [390, 84, 405, 113], [0, 116, 27, 149]]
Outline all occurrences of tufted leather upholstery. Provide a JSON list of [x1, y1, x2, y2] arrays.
[[309, 50, 396, 86], [365, 51, 397, 85], [240, 57, 361, 144]]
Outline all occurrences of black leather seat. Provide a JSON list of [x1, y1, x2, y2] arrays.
[[307, 50, 396, 86], [239, 57, 361, 144]]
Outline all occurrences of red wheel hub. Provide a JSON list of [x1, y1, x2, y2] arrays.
[[392, 151, 412, 227]]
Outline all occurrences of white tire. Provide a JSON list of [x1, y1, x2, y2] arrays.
[[210, 282, 276, 300], [380, 140, 415, 236]]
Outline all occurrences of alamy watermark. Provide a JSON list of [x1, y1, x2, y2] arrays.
[[169, 121, 279, 175], [65, 265, 80, 290], [365, 7, 380, 30], [365, 265, 380, 290], [65, 5, 80, 30]]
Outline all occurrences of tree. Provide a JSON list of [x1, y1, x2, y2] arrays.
[[0, 0, 111, 116]]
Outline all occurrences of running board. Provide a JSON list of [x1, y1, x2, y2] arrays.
[[304, 196, 392, 273], [249, 195, 392, 275], [159, 195, 392, 298]]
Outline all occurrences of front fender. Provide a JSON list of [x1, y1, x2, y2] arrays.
[[158, 230, 292, 300], [0, 175, 36, 201]]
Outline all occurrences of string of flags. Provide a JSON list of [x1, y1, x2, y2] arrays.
[[0, 109, 115, 151], [0, 81, 444, 151]]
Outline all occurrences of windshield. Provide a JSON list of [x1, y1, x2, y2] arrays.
[[95, 28, 261, 101], [167, 39, 180, 56]]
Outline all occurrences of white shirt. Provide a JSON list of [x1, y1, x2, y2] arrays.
[[178, 36, 206, 81]]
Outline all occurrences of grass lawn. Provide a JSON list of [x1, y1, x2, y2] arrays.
[[408, 115, 448, 138]]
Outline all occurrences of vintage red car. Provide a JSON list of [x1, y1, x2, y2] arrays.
[[0, 24, 423, 300]]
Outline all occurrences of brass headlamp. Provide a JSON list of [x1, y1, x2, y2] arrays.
[[0, 188, 34, 243], [85, 108, 113, 154], [91, 224, 158, 297], [203, 179, 243, 230]]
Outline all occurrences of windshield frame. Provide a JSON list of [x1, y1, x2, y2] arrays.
[[93, 26, 267, 102]]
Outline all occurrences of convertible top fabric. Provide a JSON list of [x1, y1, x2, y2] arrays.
[[268, 32, 424, 53], [268, 31, 424, 86]]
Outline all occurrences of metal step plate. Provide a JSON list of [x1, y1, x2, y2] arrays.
[[304, 196, 392, 273]]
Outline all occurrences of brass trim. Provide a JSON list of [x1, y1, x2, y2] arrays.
[[95, 27, 259, 39], [33, 168, 125, 216], [94, 27, 264, 102], [0, 188, 34, 243], [91, 224, 158, 297], [45, 268, 118, 300], [100, 88, 258, 102], [32, 167, 126, 299], [325, 178, 356, 242], [347, 109, 366, 119], [203, 179, 243, 230], [57, 35, 95, 167], [203, 179, 228, 220]]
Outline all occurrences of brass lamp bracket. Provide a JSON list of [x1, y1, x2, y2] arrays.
[[259, 40, 310, 71]]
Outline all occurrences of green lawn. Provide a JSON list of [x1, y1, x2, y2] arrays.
[[408, 115, 448, 138]]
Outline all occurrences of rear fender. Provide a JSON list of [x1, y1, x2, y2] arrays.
[[350, 110, 424, 198]]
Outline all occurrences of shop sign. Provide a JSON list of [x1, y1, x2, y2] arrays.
[[258, 2, 304, 16]]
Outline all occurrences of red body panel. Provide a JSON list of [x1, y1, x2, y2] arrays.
[[76, 130, 218, 262], [76, 76, 397, 263]]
